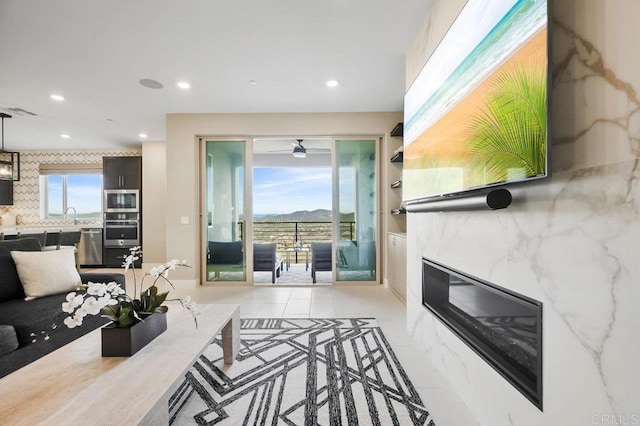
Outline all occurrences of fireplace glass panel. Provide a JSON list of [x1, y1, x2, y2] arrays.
[[422, 258, 543, 409]]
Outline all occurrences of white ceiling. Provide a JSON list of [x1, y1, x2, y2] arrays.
[[0, 0, 431, 151]]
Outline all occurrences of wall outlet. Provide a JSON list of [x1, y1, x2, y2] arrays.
[[180, 216, 189, 225]]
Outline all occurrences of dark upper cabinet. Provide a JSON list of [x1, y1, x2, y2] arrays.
[[103, 156, 142, 189], [0, 180, 13, 205]]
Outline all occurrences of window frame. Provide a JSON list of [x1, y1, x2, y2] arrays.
[[40, 171, 103, 220]]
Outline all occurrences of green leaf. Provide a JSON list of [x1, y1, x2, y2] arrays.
[[101, 314, 118, 322], [466, 63, 547, 183], [117, 312, 134, 327], [131, 310, 143, 322], [155, 291, 169, 306], [140, 296, 148, 312], [131, 299, 142, 311], [141, 285, 158, 299]]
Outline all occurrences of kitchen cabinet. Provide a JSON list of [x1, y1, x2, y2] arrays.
[[103, 247, 141, 268], [0, 180, 13, 205], [103, 156, 142, 189], [387, 232, 407, 302]]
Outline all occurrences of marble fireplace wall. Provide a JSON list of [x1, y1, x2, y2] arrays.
[[405, 1, 640, 425]]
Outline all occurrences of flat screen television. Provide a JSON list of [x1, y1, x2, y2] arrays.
[[403, 0, 548, 202]]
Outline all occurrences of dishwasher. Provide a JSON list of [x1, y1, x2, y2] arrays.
[[78, 228, 103, 266]]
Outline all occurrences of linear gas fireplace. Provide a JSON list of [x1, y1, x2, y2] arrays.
[[422, 258, 543, 409]]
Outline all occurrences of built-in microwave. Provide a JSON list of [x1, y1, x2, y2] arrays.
[[104, 189, 139, 213]]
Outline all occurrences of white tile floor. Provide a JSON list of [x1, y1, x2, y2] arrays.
[[85, 268, 477, 425], [184, 284, 478, 426]]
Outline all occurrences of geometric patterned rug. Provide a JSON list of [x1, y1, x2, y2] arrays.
[[169, 318, 435, 425]]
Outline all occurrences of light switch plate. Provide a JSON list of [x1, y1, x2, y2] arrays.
[[180, 216, 189, 225]]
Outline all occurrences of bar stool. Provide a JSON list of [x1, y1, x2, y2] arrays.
[[42, 231, 62, 251]]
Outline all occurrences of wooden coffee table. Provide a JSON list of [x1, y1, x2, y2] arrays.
[[0, 303, 240, 425]]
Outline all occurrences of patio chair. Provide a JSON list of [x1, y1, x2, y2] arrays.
[[253, 243, 283, 284], [310, 242, 332, 283], [207, 240, 244, 278]]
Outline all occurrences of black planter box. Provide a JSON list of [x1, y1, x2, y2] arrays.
[[101, 313, 167, 357]]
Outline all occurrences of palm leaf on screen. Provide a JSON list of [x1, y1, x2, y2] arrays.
[[467, 65, 546, 183]]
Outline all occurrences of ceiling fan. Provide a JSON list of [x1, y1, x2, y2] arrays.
[[269, 139, 330, 158], [292, 140, 307, 158]]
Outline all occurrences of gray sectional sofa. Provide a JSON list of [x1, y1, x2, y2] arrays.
[[0, 238, 126, 378]]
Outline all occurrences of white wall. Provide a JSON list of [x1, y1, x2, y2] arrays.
[[164, 112, 402, 281], [142, 142, 167, 263], [405, 1, 640, 425]]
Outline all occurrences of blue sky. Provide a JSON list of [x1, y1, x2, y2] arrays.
[[253, 168, 332, 215], [46, 174, 102, 215]]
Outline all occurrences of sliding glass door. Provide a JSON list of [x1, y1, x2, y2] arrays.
[[200, 136, 379, 285], [333, 139, 379, 283], [201, 139, 249, 283]]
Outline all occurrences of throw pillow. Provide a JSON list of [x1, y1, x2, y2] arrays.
[[0, 325, 19, 356], [0, 238, 42, 302], [10, 249, 81, 300]]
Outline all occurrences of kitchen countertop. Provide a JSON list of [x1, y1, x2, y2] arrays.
[[0, 224, 103, 235]]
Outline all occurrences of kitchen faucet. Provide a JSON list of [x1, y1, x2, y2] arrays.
[[65, 207, 78, 225]]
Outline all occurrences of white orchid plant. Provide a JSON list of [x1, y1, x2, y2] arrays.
[[61, 246, 200, 330]]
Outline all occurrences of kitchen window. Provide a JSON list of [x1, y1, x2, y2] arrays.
[[40, 164, 103, 220]]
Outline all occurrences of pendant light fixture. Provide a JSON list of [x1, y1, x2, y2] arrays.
[[0, 113, 20, 181]]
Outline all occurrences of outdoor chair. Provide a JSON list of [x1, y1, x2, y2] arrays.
[[207, 240, 244, 278], [253, 242, 283, 284], [310, 242, 332, 283]]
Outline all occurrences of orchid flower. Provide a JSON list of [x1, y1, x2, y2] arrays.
[[54, 248, 197, 333], [61, 292, 84, 313], [179, 296, 201, 328], [81, 296, 103, 316], [86, 282, 107, 297], [63, 315, 83, 329]]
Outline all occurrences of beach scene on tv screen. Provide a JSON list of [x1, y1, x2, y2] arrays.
[[403, 0, 547, 201]]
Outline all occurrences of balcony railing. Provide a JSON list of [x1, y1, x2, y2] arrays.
[[238, 220, 356, 262]]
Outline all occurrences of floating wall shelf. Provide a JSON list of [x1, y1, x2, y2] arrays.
[[390, 122, 404, 137], [390, 152, 403, 163]]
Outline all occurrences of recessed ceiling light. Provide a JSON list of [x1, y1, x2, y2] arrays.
[[60, 134, 70, 139], [50, 94, 65, 101], [177, 81, 191, 89], [139, 79, 164, 89], [248, 80, 257, 85], [325, 80, 339, 88], [139, 133, 148, 139]]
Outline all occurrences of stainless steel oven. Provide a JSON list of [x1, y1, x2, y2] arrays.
[[104, 189, 139, 213], [104, 212, 139, 248]]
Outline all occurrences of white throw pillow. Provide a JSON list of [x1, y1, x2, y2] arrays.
[[10, 249, 81, 300]]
